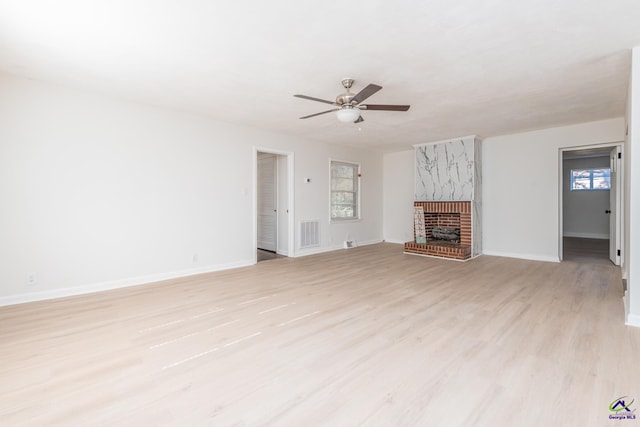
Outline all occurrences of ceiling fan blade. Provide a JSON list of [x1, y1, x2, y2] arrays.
[[360, 104, 410, 111], [299, 108, 339, 119], [294, 94, 338, 105], [351, 84, 382, 104], [354, 116, 364, 124]]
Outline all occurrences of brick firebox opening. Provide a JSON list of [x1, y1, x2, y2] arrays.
[[425, 212, 460, 242], [404, 201, 472, 260]]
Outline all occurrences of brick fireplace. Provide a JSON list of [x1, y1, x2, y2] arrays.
[[404, 201, 472, 260], [411, 136, 482, 260]]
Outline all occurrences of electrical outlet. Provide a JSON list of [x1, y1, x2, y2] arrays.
[[192, 253, 199, 263], [27, 272, 37, 286]]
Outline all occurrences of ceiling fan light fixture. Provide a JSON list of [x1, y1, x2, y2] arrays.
[[336, 106, 360, 123], [295, 79, 409, 122]]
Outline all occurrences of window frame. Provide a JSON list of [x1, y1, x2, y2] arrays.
[[329, 159, 361, 223], [570, 167, 611, 191]]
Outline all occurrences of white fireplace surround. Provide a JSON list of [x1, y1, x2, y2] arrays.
[[413, 135, 483, 257]]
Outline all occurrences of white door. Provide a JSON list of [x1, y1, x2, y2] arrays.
[[609, 146, 621, 265], [258, 155, 277, 252]]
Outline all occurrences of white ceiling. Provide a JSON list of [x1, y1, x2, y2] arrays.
[[1, 0, 639, 152]]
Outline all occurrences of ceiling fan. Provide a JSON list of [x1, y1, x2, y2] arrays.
[[294, 78, 410, 123]]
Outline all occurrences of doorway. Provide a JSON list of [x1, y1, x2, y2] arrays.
[[257, 153, 278, 253], [559, 144, 622, 264], [254, 148, 294, 263]]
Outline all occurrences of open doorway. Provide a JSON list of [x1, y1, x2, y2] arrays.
[[559, 144, 622, 265], [255, 148, 294, 263]]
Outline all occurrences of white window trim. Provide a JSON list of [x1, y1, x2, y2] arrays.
[[329, 158, 361, 223]]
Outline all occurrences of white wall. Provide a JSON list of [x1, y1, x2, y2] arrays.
[[562, 156, 611, 239], [0, 73, 383, 305], [482, 118, 624, 262], [625, 47, 640, 327], [382, 150, 414, 244]]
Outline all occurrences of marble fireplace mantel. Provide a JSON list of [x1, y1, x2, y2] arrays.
[[409, 136, 482, 260]]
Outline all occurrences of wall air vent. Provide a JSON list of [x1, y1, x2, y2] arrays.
[[299, 220, 320, 249]]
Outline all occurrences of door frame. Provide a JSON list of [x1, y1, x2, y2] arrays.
[[257, 153, 278, 252], [609, 145, 622, 264], [253, 147, 295, 264], [558, 141, 624, 263]]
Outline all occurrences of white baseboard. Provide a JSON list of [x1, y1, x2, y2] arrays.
[[357, 239, 384, 247], [0, 260, 254, 308], [482, 250, 560, 263], [563, 232, 609, 240], [383, 238, 407, 244], [624, 293, 629, 323], [293, 245, 342, 257], [626, 313, 640, 328], [293, 239, 384, 258]]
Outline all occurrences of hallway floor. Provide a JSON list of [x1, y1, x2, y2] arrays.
[[563, 237, 611, 265]]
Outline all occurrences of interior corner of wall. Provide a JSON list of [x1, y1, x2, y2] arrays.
[[626, 312, 640, 328]]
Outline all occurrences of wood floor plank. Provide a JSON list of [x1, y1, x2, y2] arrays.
[[0, 243, 637, 426]]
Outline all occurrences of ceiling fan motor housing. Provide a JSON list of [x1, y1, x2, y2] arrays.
[[337, 78, 356, 105], [336, 93, 355, 106]]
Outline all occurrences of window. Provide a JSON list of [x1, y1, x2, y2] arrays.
[[570, 168, 611, 191], [330, 160, 360, 221]]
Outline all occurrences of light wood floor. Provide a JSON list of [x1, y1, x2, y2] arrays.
[[1, 243, 637, 426], [257, 249, 285, 262], [563, 237, 611, 265]]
